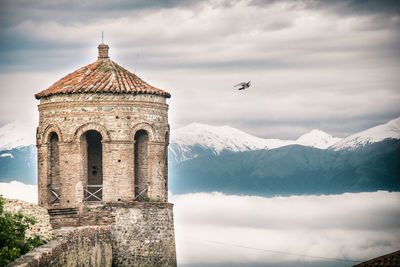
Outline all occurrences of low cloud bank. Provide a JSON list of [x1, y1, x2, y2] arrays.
[[171, 191, 400, 266], [0, 181, 37, 203], [1, 182, 399, 266]]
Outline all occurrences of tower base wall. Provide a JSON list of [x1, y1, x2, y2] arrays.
[[110, 202, 177, 267]]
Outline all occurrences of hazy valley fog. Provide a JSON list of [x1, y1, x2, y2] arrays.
[[2, 182, 399, 266]]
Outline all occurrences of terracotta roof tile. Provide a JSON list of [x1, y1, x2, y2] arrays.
[[35, 57, 171, 99]]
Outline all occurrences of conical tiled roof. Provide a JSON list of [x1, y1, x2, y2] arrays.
[[35, 44, 170, 99]]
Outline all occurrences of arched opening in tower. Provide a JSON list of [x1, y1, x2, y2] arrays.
[[49, 132, 60, 205], [134, 130, 148, 201], [83, 130, 103, 202]]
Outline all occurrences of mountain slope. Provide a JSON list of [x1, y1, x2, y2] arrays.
[[296, 129, 341, 149], [170, 123, 341, 164], [169, 139, 400, 196], [330, 117, 400, 151]]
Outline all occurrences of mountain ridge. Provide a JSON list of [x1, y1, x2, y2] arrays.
[[330, 117, 400, 151], [170, 123, 342, 163], [169, 138, 400, 196], [170, 117, 400, 163], [296, 129, 342, 149]]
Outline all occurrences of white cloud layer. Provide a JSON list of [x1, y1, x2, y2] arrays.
[[171, 191, 400, 266], [1, 181, 399, 266], [0, 181, 37, 203]]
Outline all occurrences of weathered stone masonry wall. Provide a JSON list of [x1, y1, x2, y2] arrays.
[[110, 202, 177, 267], [8, 204, 177, 267], [8, 226, 112, 267]]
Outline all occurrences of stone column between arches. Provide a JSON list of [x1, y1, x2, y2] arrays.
[[102, 141, 135, 203], [37, 144, 48, 207], [59, 141, 82, 207], [148, 142, 168, 202]]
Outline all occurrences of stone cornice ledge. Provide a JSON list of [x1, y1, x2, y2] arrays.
[[106, 201, 173, 209]]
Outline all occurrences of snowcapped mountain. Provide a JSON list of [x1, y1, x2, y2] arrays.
[[170, 123, 341, 163], [170, 123, 294, 152], [0, 121, 36, 151], [296, 129, 342, 149], [169, 123, 268, 162], [330, 117, 400, 151]]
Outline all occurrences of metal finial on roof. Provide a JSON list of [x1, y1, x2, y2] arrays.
[[102, 31, 104, 44]]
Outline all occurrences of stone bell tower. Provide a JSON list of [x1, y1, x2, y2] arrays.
[[35, 43, 176, 266]]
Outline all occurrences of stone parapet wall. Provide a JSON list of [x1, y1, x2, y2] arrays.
[[8, 226, 112, 267], [3, 199, 53, 240], [110, 202, 177, 267], [6, 201, 177, 266]]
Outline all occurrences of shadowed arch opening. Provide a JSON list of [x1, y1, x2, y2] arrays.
[[81, 130, 103, 202], [134, 130, 149, 201], [48, 132, 60, 205]]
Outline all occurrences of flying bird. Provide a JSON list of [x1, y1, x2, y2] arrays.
[[234, 81, 251, 90]]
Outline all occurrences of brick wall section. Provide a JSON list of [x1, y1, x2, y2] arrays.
[[48, 208, 78, 229], [78, 204, 114, 226], [36, 93, 169, 208], [8, 226, 112, 267], [110, 202, 177, 267]]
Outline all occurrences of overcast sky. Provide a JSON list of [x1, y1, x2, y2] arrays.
[[0, 0, 399, 139]]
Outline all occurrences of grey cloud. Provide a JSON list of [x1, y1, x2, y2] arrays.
[[320, 0, 400, 16], [239, 113, 400, 139], [249, 0, 400, 16], [0, 0, 204, 27], [1, 0, 399, 138]]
